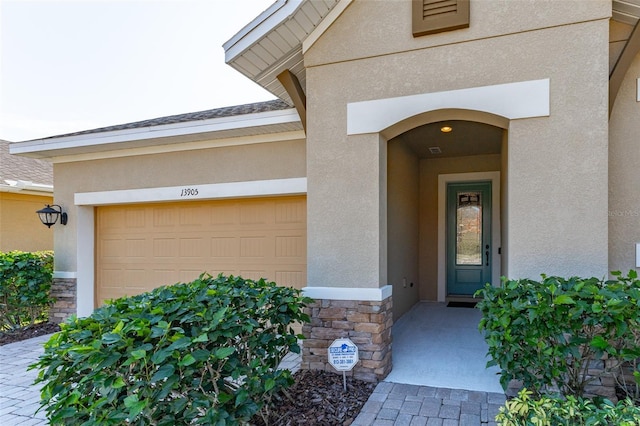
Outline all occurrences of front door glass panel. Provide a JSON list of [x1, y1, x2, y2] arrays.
[[456, 192, 482, 265]]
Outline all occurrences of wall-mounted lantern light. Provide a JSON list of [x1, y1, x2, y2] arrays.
[[36, 204, 68, 228]]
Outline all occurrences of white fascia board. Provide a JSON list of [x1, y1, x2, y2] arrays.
[[10, 108, 300, 156], [347, 79, 550, 135], [302, 285, 393, 302], [224, 0, 303, 63], [74, 177, 307, 206], [0, 180, 53, 193]]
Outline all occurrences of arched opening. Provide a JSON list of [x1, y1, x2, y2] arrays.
[[385, 112, 507, 391]]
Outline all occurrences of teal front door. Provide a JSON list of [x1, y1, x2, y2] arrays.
[[446, 181, 492, 296]]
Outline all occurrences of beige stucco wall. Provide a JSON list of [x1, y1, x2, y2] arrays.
[[387, 139, 419, 319], [0, 192, 54, 252], [305, 0, 610, 290], [305, 0, 611, 69], [419, 154, 501, 301], [609, 52, 640, 275], [53, 139, 306, 272]]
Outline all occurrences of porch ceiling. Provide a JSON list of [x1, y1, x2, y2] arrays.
[[397, 120, 502, 159]]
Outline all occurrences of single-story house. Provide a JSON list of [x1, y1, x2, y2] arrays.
[[0, 140, 53, 252], [10, 0, 640, 381]]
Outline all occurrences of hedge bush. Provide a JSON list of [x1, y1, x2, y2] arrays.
[[0, 251, 54, 331], [497, 388, 640, 426], [31, 274, 312, 425], [476, 271, 640, 398]]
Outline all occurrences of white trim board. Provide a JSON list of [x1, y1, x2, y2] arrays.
[[437, 172, 501, 302], [75, 178, 307, 206], [302, 285, 392, 302], [53, 271, 77, 279], [347, 79, 550, 135]]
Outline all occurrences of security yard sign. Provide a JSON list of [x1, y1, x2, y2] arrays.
[[328, 338, 359, 371]]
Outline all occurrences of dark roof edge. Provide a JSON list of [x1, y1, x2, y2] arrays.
[[33, 99, 288, 142]]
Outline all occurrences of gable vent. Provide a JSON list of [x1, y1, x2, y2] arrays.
[[413, 0, 470, 37], [423, 0, 458, 18]]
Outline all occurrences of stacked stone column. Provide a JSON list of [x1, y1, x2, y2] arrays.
[[49, 278, 77, 323], [301, 296, 393, 382]]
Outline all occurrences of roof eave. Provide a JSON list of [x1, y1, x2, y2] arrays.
[[10, 107, 301, 159]]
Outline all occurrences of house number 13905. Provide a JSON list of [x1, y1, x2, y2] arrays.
[[180, 188, 199, 197]]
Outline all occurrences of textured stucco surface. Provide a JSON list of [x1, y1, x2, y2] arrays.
[[53, 139, 306, 272], [306, 3, 609, 289], [387, 139, 419, 318], [0, 193, 53, 252], [305, 0, 610, 69], [609, 52, 640, 275]]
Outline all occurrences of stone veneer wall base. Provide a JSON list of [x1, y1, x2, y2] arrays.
[[301, 296, 393, 383], [49, 278, 77, 323]]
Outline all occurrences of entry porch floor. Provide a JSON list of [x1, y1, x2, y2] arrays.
[[385, 301, 503, 393]]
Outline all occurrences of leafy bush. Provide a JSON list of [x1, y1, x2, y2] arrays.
[[32, 274, 312, 425], [476, 271, 640, 398], [496, 388, 640, 426], [0, 251, 54, 330]]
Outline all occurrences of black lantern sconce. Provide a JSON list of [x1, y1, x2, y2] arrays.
[[36, 204, 68, 228]]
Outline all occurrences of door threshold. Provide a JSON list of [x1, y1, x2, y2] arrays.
[[446, 296, 481, 303]]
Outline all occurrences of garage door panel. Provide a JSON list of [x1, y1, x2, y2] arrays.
[[275, 200, 305, 223], [179, 238, 207, 258], [125, 208, 147, 228], [96, 196, 306, 307], [153, 238, 179, 257], [211, 237, 238, 257]]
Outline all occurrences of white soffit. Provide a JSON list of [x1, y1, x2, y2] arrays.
[[10, 108, 301, 159], [347, 79, 550, 135], [223, 0, 340, 103], [613, 0, 640, 25]]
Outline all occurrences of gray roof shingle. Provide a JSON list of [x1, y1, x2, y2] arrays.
[[37, 99, 289, 140], [0, 140, 53, 186]]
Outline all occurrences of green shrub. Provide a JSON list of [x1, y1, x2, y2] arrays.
[[32, 274, 312, 425], [0, 250, 54, 330], [496, 388, 640, 426], [476, 271, 640, 398]]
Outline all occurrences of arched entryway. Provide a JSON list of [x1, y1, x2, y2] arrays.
[[384, 115, 506, 392]]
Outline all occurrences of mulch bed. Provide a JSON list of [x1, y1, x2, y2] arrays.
[[0, 322, 60, 346], [254, 370, 376, 425]]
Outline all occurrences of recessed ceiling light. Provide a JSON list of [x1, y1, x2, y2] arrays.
[[440, 126, 453, 133]]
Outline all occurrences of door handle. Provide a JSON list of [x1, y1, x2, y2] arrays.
[[485, 245, 489, 266]]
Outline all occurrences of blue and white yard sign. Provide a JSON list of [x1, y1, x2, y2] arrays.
[[328, 338, 359, 371]]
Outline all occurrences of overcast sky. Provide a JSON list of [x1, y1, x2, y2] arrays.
[[0, 0, 276, 142]]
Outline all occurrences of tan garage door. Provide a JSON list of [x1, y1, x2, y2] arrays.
[[95, 196, 306, 307]]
